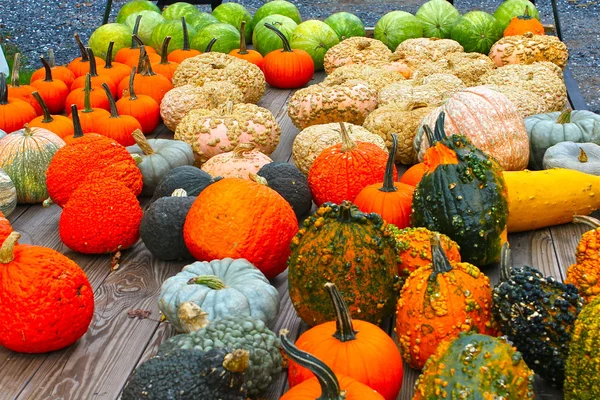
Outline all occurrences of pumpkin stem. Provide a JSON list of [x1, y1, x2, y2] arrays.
[[425, 111, 446, 145], [380, 133, 399, 193], [181, 17, 191, 51], [131, 15, 143, 49], [10, 53, 21, 87], [105, 42, 115, 68], [70, 104, 84, 139], [82, 73, 93, 113], [74, 33, 89, 61], [0, 231, 20, 264], [134, 35, 146, 72], [177, 301, 210, 333], [171, 188, 187, 197], [160, 37, 172, 64], [279, 332, 345, 400], [499, 242, 513, 282], [233, 143, 256, 158], [101, 83, 120, 118], [572, 215, 600, 229], [40, 56, 54, 82], [557, 109, 572, 124], [222, 349, 250, 373], [23, 124, 33, 137], [325, 282, 358, 342], [578, 148, 588, 163], [141, 52, 157, 77], [264, 23, 293, 52], [132, 129, 154, 154], [205, 38, 217, 53], [0, 73, 8, 105], [48, 49, 57, 68], [85, 48, 99, 77], [32, 91, 54, 123], [522, 5, 532, 19], [237, 21, 248, 55], [429, 233, 453, 281], [43, 197, 54, 207], [249, 172, 268, 186], [338, 123, 357, 152], [128, 66, 138, 100], [338, 200, 354, 223], [187, 274, 227, 289]]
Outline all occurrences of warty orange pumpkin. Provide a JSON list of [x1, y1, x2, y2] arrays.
[[0, 210, 13, 244], [566, 215, 600, 304]]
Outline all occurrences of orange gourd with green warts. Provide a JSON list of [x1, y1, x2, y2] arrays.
[[353, 134, 414, 228], [66, 74, 110, 129], [68, 33, 106, 78], [30, 56, 69, 114], [0, 73, 37, 133], [70, 48, 118, 98], [566, 215, 600, 304], [117, 47, 173, 104], [167, 17, 202, 64], [0, 211, 13, 243], [395, 234, 497, 370], [29, 92, 74, 138], [7, 54, 42, 115], [95, 83, 142, 146], [308, 122, 394, 206], [30, 49, 75, 88], [151, 37, 180, 82], [503, 6, 545, 36], [229, 21, 263, 69], [116, 67, 160, 134], [289, 282, 403, 400], [97, 42, 132, 88], [114, 17, 158, 67]]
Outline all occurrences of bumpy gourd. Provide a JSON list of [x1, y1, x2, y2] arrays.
[[490, 32, 567, 69], [150, 165, 222, 203], [493, 243, 583, 388], [566, 215, 600, 304], [323, 37, 392, 74]]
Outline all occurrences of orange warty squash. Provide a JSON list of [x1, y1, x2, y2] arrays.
[[308, 123, 394, 206], [395, 234, 497, 370], [566, 215, 600, 304], [94, 83, 142, 146], [29, 92, 74, 139], [399, 162, 426, 187], [353, 134, 414, 228], [68, 33, 106, 78], [504, 6, 545, 36], [0, 210, 13, 243], [0, 73, 37, 133], [183, 175, 297, 279], [0, 231, 94, 353], [7, 53, 43, 115], [289, 282, 403, 400], [30, 49, 75, 89], [115, 67, 160, 135]]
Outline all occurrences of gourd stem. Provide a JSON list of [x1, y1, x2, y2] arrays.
[[339, 122, 356, 152], [86, 48, 99, 77], [40, 56, 54, 82], [74, 33, 89, 61], [233, 143, 255, 158], [237, 21, 248, 54], [579, 148, 588, 163], [0, 232, 21, 264], [380, 133, 398, 193], [132, 129, 155, 155], [181, 17, 190, 51], [48, 49, 56, 68], [187, 274, 227, 290], [279, 333, 345, 400], [249, 173, 268, 186], [424, 112, 447, 145], [264, 23, 292, 52], [10, 53, 21, 87], [325, 282, 357, 342], [82, 73, 93, 113], [338, 201, 354, 223], [572, 215, 600, 229], [557, 109, 572, 124], [131, 15, 142, 48], [70, 105, 84, 138], [32, 92, 54, 123], [429, 233, 453, 281], [171, 188, 187, 197], [499, 242, 512, 282], [128, 67, 138, 100], [105, 42, 115, 68], [205, 38, 217, 53], [222, 349, 250, 373], [134, 35, 146, 72], [141, 52, 157, 77], [160, 37, 172, 64], [523, 5, 531, 18], [0, 73, 8, 105], [102, 83, 120, 118]]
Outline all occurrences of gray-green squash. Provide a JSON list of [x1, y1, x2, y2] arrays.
[[0, 167, 16, 217], [127, 129, 195, 196], [158, 258, 280, 333], [543, 141, 600, 175], [525, 109, 600, 170]]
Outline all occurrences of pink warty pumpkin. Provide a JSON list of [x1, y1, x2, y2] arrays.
[[200, 143, 272, 179]]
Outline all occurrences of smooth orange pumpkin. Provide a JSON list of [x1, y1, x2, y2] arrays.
[[65, 73, 111, 116], [30, 56, 69, 114], [167, 17, 202, 63], [0, 73, 37, 133], [308, 122, 394, 206], [97, 42, 132, 91], [68, 33, 106, 78], [399, 162, 426, 186], [115, 67, 160, 134], [114, 18, 158, 67], [229, 21, 263, 69], [29, 91, 74, 138], [30, 49, 75, 88], [151, 37, 180, 82], [504, 6, 545, 36], [7, 53, 43, 115], [116, 48, 173, 103], [95, 83, 142, 146], [289, 282, 402, 400], [70, 48, 118, 98], [63, 105, 104, 144], [354, 134, 414, 228]]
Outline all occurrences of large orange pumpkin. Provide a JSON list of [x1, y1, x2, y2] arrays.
[[308, 123, 394, 206], [395, 234, 497, 370], [183, 175, 297, 279], [289, 282, 403, 400], [0, 231, 94, 353]]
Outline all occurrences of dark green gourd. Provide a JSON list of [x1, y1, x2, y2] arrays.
[[257, 162, 313, 219], [150, 165, 221, 203]]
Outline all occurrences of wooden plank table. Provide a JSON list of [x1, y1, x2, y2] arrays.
[[1, 70, 586, 400]]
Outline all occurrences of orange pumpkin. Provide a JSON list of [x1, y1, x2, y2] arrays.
[[94, 83, 142, 146], [65, 73, 111, 117], [63, 105, 104, 144], [308, 122, 394, 206], [70, 48, 118, 98], [280, 332, 384, 400], [289, 282, 403, 400], [117, 48, 173, 103], [0, 210, 13, 243], [115, 67, 160, 134], [68, 33, 106, 78], [97, 42, 132, 87], [30, 56, 69, 114], [30, 49, 75, 88], [395, 234, 497, 370], [114, 18, 158, 67], [29, 92, 75, 139], [399, 162, 426, 186], [504, 6, 545, 36], [354, 134, 414, 228], [229, 21, 263, 69], [167, 17, 202, 63], [7, 54, 43, 115], [119, 35, 160, 69], [0, 231, 94, 353], [0, 73, 37, 133], [151, 37, 179, 82], [183, 175, 297, 279], [566, 215, 600, 304]]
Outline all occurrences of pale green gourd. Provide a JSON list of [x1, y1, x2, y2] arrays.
[[543, 141, 600, 175], [0, 167, 16, 217]]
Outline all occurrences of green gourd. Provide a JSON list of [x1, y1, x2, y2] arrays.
[[257, 162, 312, 219], [150, 165, 221, 203], [0, 167, 16, 217], [543, 141, 600, 175]]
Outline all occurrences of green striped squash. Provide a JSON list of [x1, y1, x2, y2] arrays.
[[0, 167, 16, 216]]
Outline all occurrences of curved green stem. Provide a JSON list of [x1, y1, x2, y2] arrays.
[[160, 37, 172, 64], [237, 21, 248, 54], [0, 73, 8, 105], [325, 282, 357, 342], [187, 275, 227, 290], [425, 111, 446, 145], [32, 92, 54, 123], [40, 56, 54, 82], [181, 17, 190, 51], [338, 122, 356, 152], [132, 15, 142, 48], [86, 48, 99, 77], [338, 200, 354, 223], [557, 109, 572, 124], [82, 73, 93, 113], [380, 133, 398, 193], [264, 22, 292, 52], [128, 66, 138, 100], [105, 42, 115, 68]]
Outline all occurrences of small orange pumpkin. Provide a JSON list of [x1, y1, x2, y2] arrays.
[[565, 215, 600, 304], [30, 56, 69, 114], [30, 49, 75, 88], [63, 105, 104, 144], [0, 210, 13, 243], [114, 18, 158, 67], [167, 17, 202, 63], [151, 37, 180, 82], [0, 73, 37, 133], [70, 48, 118, 98], [7, 54, 43, 115], [115, 67, 160, 134], [29, 92, 74, 139], [97, 42, 132, 89], [504, 6, 545, 36], [308, 122, 394, 206], [95, 83, 142, 146], [68, 33, 106, 78], [229, 21, 263, 69], [399, 162, 426, 186], [116, 48, 173, 103], [66, 74, 111, 130]]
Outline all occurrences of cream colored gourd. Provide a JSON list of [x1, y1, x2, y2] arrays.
[[378, 74, 464, 107], [323, 37, 392, 74], [412, 52, 496, 87], [323, 64, 405, 93], [489, 32, 568, 70], [543, 142, 600, 175], [200, 143, 272, 179]]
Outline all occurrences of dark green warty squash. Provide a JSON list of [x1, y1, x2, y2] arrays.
[[413, 333, 535, 400], [140, 188, 196, 261], [257, 162, 313, 219], [121, 348, 249, 400], [564, 296, 600, 399], [492, 243, 583, 388], [288, 200, 398, 327], [150, 165, 222, 203], [410, 112, 509, 266], [158, 315, 281, 398]]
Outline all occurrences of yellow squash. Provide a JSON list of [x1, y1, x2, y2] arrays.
[[503, 169, 600, 232]]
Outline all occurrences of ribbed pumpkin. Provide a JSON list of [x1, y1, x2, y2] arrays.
[[30, 56, 69, 114], [0, 73, 37, 133], [115, 67, 160, 134], [151, 37, 180, 82], [183, 175, 297, 279], [280, 333, 384, 400], [289, 282, 403, 400], [414, 86, 530, 171], [200, 143, 272, 179], [411, 113, 509, 266], [308, 123, 393, 206], [70, 48, 118, 98], [7, 54, 42, 115], [65, 73, 111, 117], [288, 201, 398, 326], [0, 125, 65, 203], [30, 49, 75, 88], [0, 231, 94, 353], [566, 215, 600, 304], [68, 33, 106, 78], [353, 134, 414, 228], [396, 234, 497, 370], [399, 162, 426, 186], [167, 17, 202, 63], [97, 42, 132, 88], [0, 168, 17, 217], [116, 48, 173, 104], [29, 92, 74, 139], [0, 210, 13, 243], [94, 83, 142, 146]]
